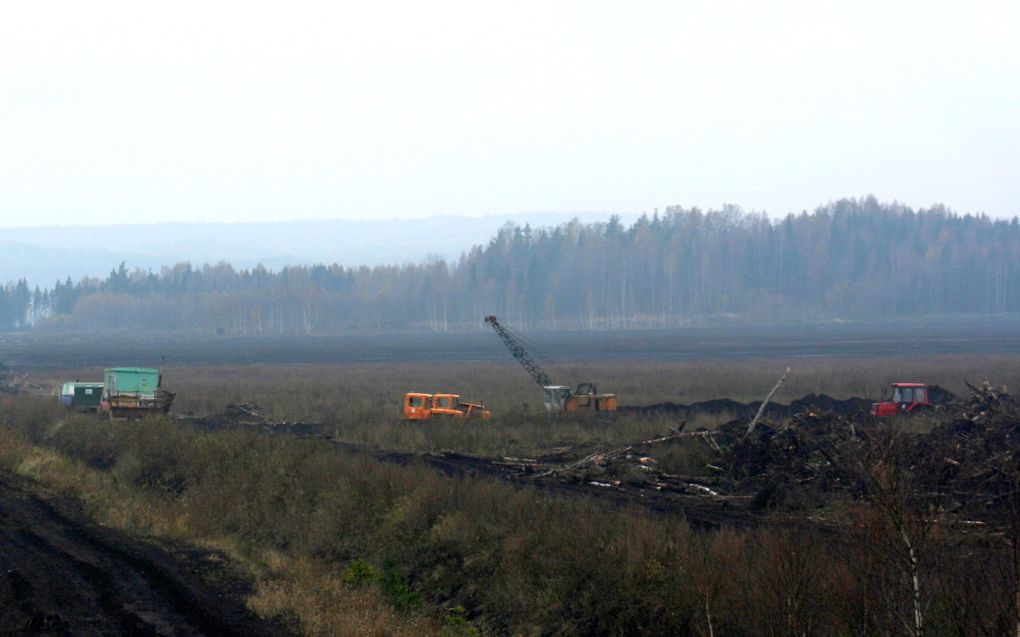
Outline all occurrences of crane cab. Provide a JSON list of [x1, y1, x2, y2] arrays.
[[543, 386, 572, 412]]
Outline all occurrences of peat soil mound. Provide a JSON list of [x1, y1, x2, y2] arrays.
[[617, 386, 955, 420]]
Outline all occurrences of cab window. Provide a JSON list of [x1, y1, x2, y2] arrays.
[[897, 387, 922, 401], [409, 396, 424, 407]]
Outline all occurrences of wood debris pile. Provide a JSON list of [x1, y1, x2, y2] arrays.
[[494, 427, 738, 502], [925, 384, 1020, 521], [939, 381, 1018, 432], [487, 382, 1020, 519]]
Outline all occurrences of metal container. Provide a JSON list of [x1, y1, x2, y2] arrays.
[[104, 367, 160, 398], [59, 382, 104, 411], [100, 367, 175, 419]]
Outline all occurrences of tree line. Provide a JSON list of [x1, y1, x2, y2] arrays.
[[2, 195, 1018, 333]]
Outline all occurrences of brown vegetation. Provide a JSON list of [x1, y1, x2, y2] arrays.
[[24, 355, 1020, 480], [4, 355, 1020, 635]]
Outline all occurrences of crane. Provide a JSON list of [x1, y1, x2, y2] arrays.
[[484, 315, 617, 413]]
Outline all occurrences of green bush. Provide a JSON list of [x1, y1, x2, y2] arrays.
[[380, 557, 421, 612], [341, 558, 378, 588]]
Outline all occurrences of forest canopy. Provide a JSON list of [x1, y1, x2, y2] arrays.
[[2, 197, 1018, 333]]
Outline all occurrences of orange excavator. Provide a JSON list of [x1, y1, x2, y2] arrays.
[[403, 392, 491, 422], [484, 315, 617, 413]]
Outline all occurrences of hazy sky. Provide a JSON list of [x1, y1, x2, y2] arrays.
[[1, 0, 1017, 228]]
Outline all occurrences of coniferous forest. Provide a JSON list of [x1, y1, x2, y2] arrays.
[[2, 197, 1018, 333]]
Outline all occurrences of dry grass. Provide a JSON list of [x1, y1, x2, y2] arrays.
[[0, 404, 442, 636], [6, 352, 1020, 635]]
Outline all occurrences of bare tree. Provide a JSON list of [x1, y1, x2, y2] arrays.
[[849, 430, 951, 637]]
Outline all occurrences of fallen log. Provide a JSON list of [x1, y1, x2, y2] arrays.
[[746, 367, 790, 437]]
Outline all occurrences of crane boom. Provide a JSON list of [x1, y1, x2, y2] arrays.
[[484, 315, 552, 387]]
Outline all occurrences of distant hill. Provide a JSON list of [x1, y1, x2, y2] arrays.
[[0, 240, 155, 288], [0, 212, 630, 286]]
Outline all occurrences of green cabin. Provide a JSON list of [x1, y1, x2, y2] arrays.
[[104, 367, 161, 399], [59, 382, 104, 411]]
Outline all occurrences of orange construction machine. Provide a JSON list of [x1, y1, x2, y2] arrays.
[[403, 393, 492, 421], [484, 315, 617, 414]]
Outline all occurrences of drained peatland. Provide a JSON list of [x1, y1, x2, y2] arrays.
[[4, 354, 1020, 635]]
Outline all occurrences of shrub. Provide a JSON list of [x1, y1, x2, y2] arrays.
[[341, 558, 378, 588], [380, 557, 421, 612]]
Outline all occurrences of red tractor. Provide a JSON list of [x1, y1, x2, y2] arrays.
[[870, 382, 933, 417]]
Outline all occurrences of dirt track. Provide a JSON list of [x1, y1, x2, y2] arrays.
[[0, 471, 289, 637]]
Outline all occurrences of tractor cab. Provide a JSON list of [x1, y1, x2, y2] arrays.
[[871, 383, 933, 417], [404, 392, 432, 421]]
